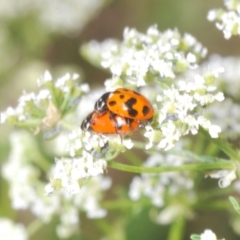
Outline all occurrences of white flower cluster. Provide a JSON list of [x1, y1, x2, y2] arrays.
[[83, 25, 207, 90], [49, 127, 134, 194], [199, 229, 225, 240], [67, 122, 135, 158], [208, 0, 240, 39], [129, 153, 194, 224], [81, 26, 223, 151], [0, 218, 28, 240], [199, 54, 240, 99], [144, 70, 224, 150], [1, 131, 111, 239], [46, 156, 107, 195], [205, 169, 237, 188], [0, 0, 106, 34], [186, 54, 240, 139], [0, 71, 88, 136], [206, 99, 240, 139]]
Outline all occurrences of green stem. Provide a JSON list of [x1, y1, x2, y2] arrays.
[[60, 89, 72, 114], [48, 83, 59, 108], [108, 161, 234, 174], [167, 215, 185, 240]]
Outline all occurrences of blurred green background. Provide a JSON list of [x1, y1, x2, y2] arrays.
[[0, 0, 240, 239]]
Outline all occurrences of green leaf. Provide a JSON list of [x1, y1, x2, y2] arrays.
[[190, 234, 201, 240], [229, 196, 240, 214]]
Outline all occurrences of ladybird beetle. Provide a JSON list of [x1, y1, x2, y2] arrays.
[[94, 88, 154, 121], [81, 110, 141, 134]]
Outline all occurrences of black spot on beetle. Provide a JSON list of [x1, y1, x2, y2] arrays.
[[128, 109, 138, 117], [109, 100, 117, 106], [125, 98, 137, 108], [124, 98, 138, 117], [142, 106, 150, 116], [119, 94, 125, 99]]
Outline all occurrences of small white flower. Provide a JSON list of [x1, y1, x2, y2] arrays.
[[80, 83, 90, 92], [186, 52, 197, 63], [55, 73, 71, 88], [219, 170, 237, 187], [122, 138, 134, 149], [214, 92, 225, 101], [206, 170, 237, 188], [208, 125, 221, 138], [56, 223, 78, 239], [82, 132, 109, 152], [0, 107, 16, 123], [207, 10, 218, 21], [129, 176, 143, 201], [37, 89, 51, 101], [0, 218, 28, 240], [37, 70, 52, 86], [200, 229, 225, 240], [208, 1, 240, 39], [45, 183, 54, 195], [157, 122, 180, 150], [87, 208, 107, 219], [47, 154, 107, 194], [67, 129, 83, 157], [156, 205, 183, 224]]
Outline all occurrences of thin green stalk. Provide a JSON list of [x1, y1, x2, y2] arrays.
[[167, 215, 185, 240], [108, 160, 234, 174], [60, 89, 72, 114]]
